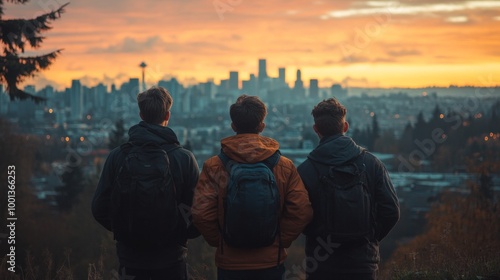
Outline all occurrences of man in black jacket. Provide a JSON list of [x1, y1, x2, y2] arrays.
[[298, 98, 399, 280], [92, 87, 199, 280]]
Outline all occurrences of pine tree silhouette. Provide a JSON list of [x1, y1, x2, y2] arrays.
[[0, 0, 67, 103], [108, 119, 128, 150]]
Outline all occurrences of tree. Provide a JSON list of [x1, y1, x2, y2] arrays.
[[108, 119, 128, 150], [399, 121, 414, 154], [381, 156, 500, 280], [56, 164, 84, 211], [369, 113, 380, 151], [0, 0, 67, 103]]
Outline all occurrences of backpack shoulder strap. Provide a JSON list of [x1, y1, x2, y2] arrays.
[[262, 150, 281, 170], [119, 141, 135, 156], [161, 142, 182, 154], [218, 150, 237, 173]]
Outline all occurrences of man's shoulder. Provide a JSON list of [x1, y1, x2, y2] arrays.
[[297, 157, 313, 171], [168, 145, 195, 158], [361, 151, 384, 167], [276, 154, 296, 172], [107, 146, 125, 163]]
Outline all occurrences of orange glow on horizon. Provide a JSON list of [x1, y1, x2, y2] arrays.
[[4, 0, 499, 90]]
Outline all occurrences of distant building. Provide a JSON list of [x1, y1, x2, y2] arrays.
[[128, 78, 140, 95], [278, 67, 287, 88], [309, 79, 319, 99], [20, 85, 36, 121], [258, 58, 267, 89], [293, 69, 305, 96], [229, 71, 239, 91], [242, 74, 258, 95], [200, 80, 216, 99], [70, 80, 83, 120], [218, 79, 228, 93], [331, 83, 348, 98], [158, 78, 183, 112], [94, 83, 107, 110], [39, 85, 55, 100]]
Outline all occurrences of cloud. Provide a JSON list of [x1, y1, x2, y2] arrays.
[[88, 36, 167, 54], [23, 74, 65, 91], [387, 49, 421, 57], [321, 1, 500, 19], [66, 64, 84, 71], [338, 55, 371, 64], [341, 76, 378, 87], [373, 57, 396, 63], [445, 16, 469, 23]]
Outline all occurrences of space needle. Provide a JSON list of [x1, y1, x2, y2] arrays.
[[139, 61, 147, 92]]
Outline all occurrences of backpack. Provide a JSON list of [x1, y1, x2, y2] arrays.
[[314, 152, 373, 243], [218, 150, 281, 249], [111, 141, 180, 249]]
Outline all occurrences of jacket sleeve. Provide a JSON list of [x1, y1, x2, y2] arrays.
[[180, 151, 201, 239], [91, 150, 119, 232], [373, 159, 400, 241], [192, 159, 221, 247], [279, 162, 313, 248]]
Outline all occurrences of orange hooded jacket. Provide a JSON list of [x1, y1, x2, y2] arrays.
[[192, 134, 313, 270]]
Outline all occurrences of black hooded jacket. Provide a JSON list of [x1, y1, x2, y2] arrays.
[[92, 121, 200, 269], [297, 134, 399, 274]]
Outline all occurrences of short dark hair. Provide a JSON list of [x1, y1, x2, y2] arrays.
[[137, 87, 173, 124], [312, 98, 347, 137], [230, 95, 267, 134]]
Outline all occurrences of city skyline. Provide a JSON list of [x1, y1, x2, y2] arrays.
[[4, 0, 500, 90]]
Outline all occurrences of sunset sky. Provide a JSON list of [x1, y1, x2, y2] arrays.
[[5, 0, 500, 90]]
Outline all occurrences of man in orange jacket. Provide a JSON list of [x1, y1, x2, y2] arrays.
[[192, 95, 313, 280]]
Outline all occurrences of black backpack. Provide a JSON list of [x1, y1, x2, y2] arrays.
[[111, 141, 180, 249], [314, 152, 373, 243], [218, 151, 281, 249]]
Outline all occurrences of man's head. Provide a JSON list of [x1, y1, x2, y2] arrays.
[[312, 98, 348, 138], [137, 86, 173, 126], [230, 95, 267, 134]]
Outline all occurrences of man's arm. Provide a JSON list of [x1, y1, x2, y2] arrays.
[[280, 162, 313, 248], [192, 159, 221, 247], [180, 151, 201, 239], [373, 158, 400, 241], [91, 150, 119, 231]]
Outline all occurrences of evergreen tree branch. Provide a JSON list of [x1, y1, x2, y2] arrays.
[[0, 49, 61, 103], [0, 3, 68, 52]]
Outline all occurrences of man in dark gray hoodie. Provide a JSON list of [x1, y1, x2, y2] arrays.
[[92, 87, 199, 280], [298, 98, 399, 280]]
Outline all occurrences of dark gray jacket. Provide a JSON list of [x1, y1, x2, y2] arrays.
[[297, 134, 399, 274], [92, 121, 200, 269]]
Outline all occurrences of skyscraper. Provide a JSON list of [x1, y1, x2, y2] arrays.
[[258, 59, 267, 88], [309, 79, 319, 99], [293, 69, 305, 95], [19, 85, 36, 120], [229, 71, 239, 91], [278, 68, 286, 84], [158, 78, 183, 113], [70, 79, 83, 120]]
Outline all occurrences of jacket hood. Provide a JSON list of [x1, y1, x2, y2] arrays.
[[221, 134, 279, 163], [128, 121, 180, 145], [308, 134, 364, 166]]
